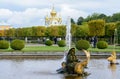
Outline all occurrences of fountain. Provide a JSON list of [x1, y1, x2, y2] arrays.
[[65, 16, 71, 50], [57, 48, 90, 76], [56, 17, 90, 76]]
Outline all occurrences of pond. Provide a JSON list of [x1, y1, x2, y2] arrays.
[[0, 58, 120, 79]]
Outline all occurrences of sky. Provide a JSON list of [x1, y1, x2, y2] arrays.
[[0, 0, 120, 28]]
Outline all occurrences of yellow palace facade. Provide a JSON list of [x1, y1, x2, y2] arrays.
[[45, 6, 62, 26]]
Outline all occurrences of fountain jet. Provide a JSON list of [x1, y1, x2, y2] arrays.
[[65, 16, 71, 51]]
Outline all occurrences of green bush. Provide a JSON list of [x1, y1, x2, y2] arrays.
[[10, 39, 25, 50], [45, 40, 53, 46], [97, 41, 108, 49], [58, 40, 66, 47], [75, 40, 90, 50], [0, 40, 9, 49]]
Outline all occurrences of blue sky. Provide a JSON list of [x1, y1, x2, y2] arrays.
[[0, 0, 120, 28]]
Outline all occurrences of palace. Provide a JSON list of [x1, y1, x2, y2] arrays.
[[45, 6, 62, 26]]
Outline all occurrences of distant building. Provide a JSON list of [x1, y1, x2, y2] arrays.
[[45, 6, 62, 26], [0, 25, 12, 36]]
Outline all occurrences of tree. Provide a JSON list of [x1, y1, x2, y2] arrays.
[[77, 17, 84, 25], [49, 26, 59, 37], [84, 13, 107, 22], [98, 14, 107, 19], [75, 26, 83, 37], [71, 23, 77, 37], [36, 26, 46, 37], [105, 23, 116, 37], [105, 23, 116, 44], [75, 23, 89, 38], [58, 25, 66, 37], [45, 27, 51, 37], [22, 27, 32, 37], [106, 16, 112, 22], [116, 21, 120, 44], [45, 26, 59, 37], [88, 19, 105, 36], [111, 13, 120, 22], [71, 18, 75, 24], [31, 27, 37, 37], [15, 28, 24, 37], [5, 28, 15, 37], [84, 13, 100, 22]]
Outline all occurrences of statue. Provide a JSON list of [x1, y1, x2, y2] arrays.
[[82, 49, 90, 64], [65, 48, 79, 74], [107, 51, 119, 64], [57, 48, 90, 76], [74, 59, 87, 75]]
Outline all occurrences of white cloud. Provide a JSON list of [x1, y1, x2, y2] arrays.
[[60, 4, 88, 22], [0, 0, 120, 27], [0, 8, 50, 27], [0, 9, 13, 19]]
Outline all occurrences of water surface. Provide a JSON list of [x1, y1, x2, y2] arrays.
[[0, 58, 120, 79]]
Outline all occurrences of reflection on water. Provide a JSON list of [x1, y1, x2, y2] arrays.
[[108, 64, 117, 79], [64, 75, 85, 79], [0, 58, 120, 79], [64, 76, 87, 79]]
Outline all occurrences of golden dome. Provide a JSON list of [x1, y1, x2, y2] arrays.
[[45, 5, 62, 26], [50, 7, 57, 17]]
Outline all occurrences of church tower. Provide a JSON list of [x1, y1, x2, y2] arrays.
[[45, 6, 62, 26]]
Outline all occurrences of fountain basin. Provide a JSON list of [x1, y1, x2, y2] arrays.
[[0, 57, 120, 79]]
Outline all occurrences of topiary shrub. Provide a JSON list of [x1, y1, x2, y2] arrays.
[[0, 40, 9, 49], [97, 41, 108, 49], [58, 40, 66, 47], [75, 40, 90, 50], [45, 40, 53, 46], [10, 39, 25, 50]]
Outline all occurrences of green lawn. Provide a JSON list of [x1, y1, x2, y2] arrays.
[[0, 46, 66, 52], [23, 46, 66, 52], [0, 45, 120, 53]]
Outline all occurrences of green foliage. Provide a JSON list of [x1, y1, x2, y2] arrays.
[[5, 28, 15, 37], [97, 41, 108, 49], [22, 27, 32, 37], [58, 40, 66, 47], [45, 26, 59, 37], [88, 19, 105, 36], [111, 12, 120, 22], [58, 25, 66, 37], [32, 26, 46, 37], [45, 40, 53, 46], [15, 28, 24, 37], [71, 18, 75, 24], [75, 40, 90, 50], [105, 23, 116, 36], [84, 13, 107, 22], [10, 39, 25, 50], [71, 23, 77, 37], [116, 21, 120, 44], [0, 40, 9, 49], [75, 23, 89, 37], [77, 17, 84, 25]]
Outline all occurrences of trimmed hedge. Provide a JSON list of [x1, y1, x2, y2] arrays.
[[45, 40, 53, 46], [0, 40, 9, 49], [75, 40, 90, 50], [58, 40, 66, 47], [97, 41, 108, 49], [10, 39, 25, 50]]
